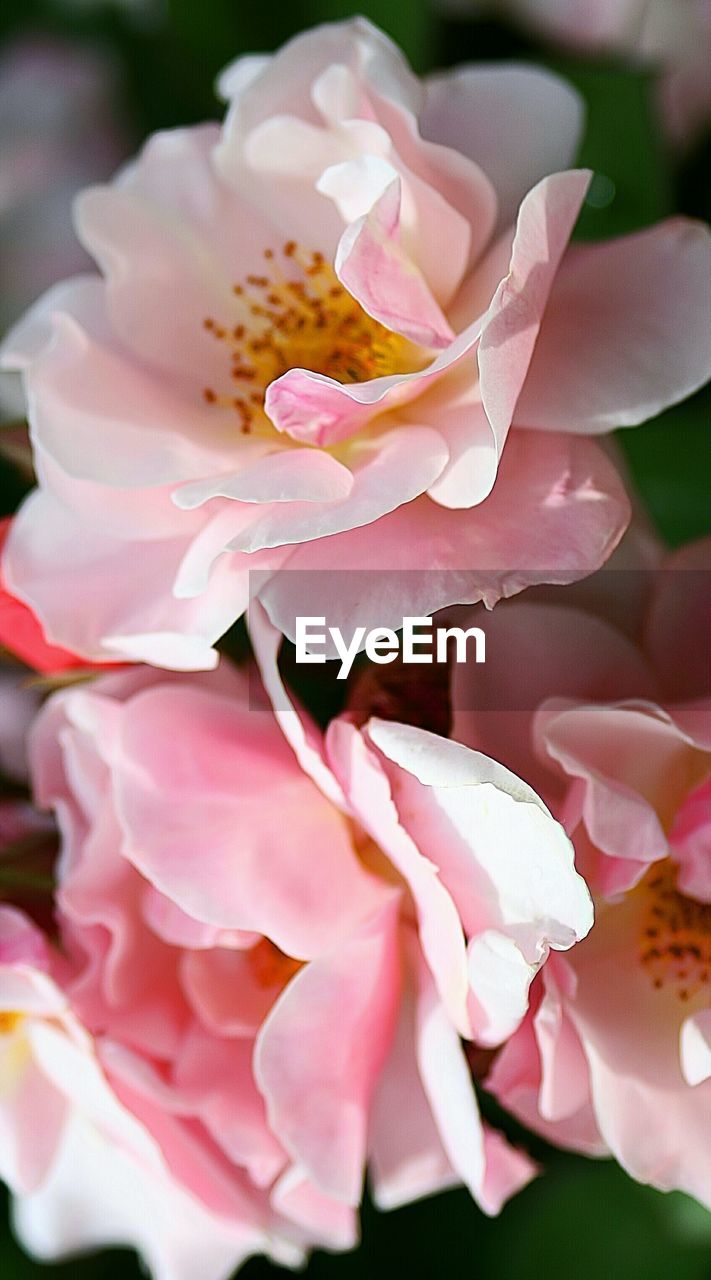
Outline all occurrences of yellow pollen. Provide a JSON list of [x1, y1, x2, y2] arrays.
[[0, 1011, 22, 1035], [201, 243, 424, 433], [639, 860, 711, 1001]]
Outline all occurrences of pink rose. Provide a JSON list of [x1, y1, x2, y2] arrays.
[[3, 18, 710, 669], [2, 640, 592, 1273], [0, 907, 299, 1277], [449, 533, 711, 1206], [450, 0, 711, 148]]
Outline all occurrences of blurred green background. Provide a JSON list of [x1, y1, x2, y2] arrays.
[[1, 0, 710, 1276]]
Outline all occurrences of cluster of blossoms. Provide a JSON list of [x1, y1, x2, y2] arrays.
[[0, 17, 710, 1278]]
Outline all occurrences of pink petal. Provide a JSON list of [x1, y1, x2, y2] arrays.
[[370, 89, 497, 279], [488, 984, 606, 1158], [171, 505, 288, 601], [76, 125, 268, 388], [533, 962, 593, 1122], [113, 683, 386, 957], [0, 908, 51, 971], [0, 520, 89, 675], [466, 932, 538, 1049], [14, 284, 239, 491], [368, 973, 458, 1210], [181, 947, 281, 1037], [248, 599, 348, 810], [271, 1165, 358, 1251], [173, 448, 353, 510], [366, 718, 593, 1045], [142, 887, 256, 951], [255, 899, 401, 1203], [561, 920, 711, 1210], [681, 1010, 711, 1087], [217, 18, 422, 156], [422, 65, 583, 230], [335, 180, 454, 348], [264, 321, 479, 447], [318, 138, 475, 307], [0, 1055, 67, 1194], [515, 220, 711, 432], [477, 169, 592, 444], [259, 431, 630, 655], [425, 388, 504, 508], [645, 536, 711, 701], [326, 718, 471, 1037], [4, 491, 247, 670], [452, 598, 659, 799], [172, 1027, 286, 1185], [414, 951, 536, 1215], [216, 21, 422, 257], [226, 425, 449, 552], [19, 1026, 281, 1275], [536, 701, 679, 891], [670, 776, 711, 904]]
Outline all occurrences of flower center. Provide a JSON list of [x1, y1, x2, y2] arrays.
[[0, 1011, 22, 1035], [202, 242, 424, 433], [248, 938, 302, 989], [639, 859, 711, 1001]]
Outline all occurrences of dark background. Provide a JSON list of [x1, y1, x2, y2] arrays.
[[1, 1, 710, 1276]]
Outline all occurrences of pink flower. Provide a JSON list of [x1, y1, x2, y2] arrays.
[[0, 517, 101, 674], [450, 533, 711, 1206], [3, 640, 592, 1274], [454, 0, 711, 148], [3, 18, 710, 670], [0, 908, 299, 1278]]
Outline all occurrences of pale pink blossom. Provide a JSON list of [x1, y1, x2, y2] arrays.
[[2, 639, 593, 1274], [448, 0, 711, 148], [0, 517, 101, 674], [0, 908, 300, 1279], [3, 18, 710, 670], [450, 533, 711, 1207]]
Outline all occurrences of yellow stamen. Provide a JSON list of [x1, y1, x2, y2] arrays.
[[201, 243, 425, 433], [639, 860, 711, 1001]]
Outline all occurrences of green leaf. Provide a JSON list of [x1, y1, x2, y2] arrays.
[[619, 385, 711, 546], [474, 1158, 711, 1280]]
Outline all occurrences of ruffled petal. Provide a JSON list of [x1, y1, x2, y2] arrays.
[[366, 718, 593, 1045], [255, 899, 401, 1203], [477, 170, 591, 446], [515, 220, 711, 432], [422, 65, 584, 230], [112, 683, 386, 957], [3, 492, 247, 670], [258, 431, 631, 654]]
